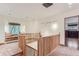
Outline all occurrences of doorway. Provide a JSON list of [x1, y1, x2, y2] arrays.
[[64, 16, 79, 49]]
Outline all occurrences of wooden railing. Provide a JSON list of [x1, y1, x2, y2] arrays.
[[38, 34, 60, 56], [18, 33, 60, 56]]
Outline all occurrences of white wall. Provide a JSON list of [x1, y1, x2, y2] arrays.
[[0, 16, 5, 43], [40, 20, 59, 37], [25, 20, 40, 33]]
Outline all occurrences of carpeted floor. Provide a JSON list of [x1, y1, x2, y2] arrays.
[[48, 46, 79, 56], [0, 42, 22, 56]]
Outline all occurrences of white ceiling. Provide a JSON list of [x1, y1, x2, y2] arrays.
[[0, 3, 79, 19]]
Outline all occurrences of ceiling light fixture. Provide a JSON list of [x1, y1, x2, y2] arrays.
[[51, 22, 58, 30], [42, 3, 53, 8]]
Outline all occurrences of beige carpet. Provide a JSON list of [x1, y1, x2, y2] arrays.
[[48, 46, 79, 56], [0, 42, 22, 56]]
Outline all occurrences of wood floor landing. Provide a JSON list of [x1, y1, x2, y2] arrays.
[[48, 46, 79, 56]]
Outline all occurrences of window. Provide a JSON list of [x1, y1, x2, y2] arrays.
[[9, 23, 20, 35]]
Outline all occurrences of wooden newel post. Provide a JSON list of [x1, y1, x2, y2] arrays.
[[18, 34, 26, 56]]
